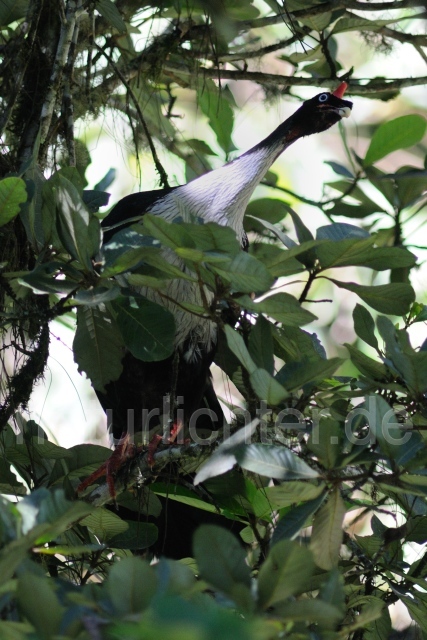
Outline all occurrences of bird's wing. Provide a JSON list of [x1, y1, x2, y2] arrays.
[[101, 186, 178, 243]]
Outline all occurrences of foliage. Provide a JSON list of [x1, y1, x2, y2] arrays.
[[0, 0, 426, 638]]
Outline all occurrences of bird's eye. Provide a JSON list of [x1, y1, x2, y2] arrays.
[[318, 93, 328, 103]]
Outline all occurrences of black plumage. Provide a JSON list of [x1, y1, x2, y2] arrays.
[[99, 84, 352, 443], [94, 85, 353, 556]]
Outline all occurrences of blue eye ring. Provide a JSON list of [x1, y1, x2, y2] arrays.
[[318, 93, 328, 102]]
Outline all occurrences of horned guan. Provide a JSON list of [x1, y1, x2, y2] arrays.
[[84, 83, 353, 557]]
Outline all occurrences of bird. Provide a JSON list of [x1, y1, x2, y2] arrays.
[[99, 82, 352, 441], [86, 83, 352, 557]]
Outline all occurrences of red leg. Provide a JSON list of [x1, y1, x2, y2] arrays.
[[77, 433, 138, 497]]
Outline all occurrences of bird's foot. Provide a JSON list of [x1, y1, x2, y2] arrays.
[[147, 421, 189, 466], [77, 433, 139, 499]]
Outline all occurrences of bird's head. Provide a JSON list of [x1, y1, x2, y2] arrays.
[[288, 82, 353, 139]]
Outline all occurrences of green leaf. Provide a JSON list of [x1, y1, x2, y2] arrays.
[[193, 420, 259, 486], [235, 444, 319, 480], [97, 0, 127, 33], [0, 0, 28, 26], [257, 540, 315, 608], [73, 285, 121, 306], [54, 175, 100, 270], [345, 344, 387, 380], [320, 568, 346, 614], [113, 295, 175, 362], [49, 443, 111, 484], [308, 419, 342, 469], [364, 115, 427, 166], [249, 368, 288, 404], [16, 572, 64, 638], [244, 198, 289, 234], [333, 15, 401, 34], [329, 280, 415, 315], [197, 80, 236, 154], [310, 488, 345, 569], [325, 161, 354, 178], [364, 394, 416, 460], [377, 316, 427, 393], [276, 356, 343, 391], [271, 495, 326, 544], [353, 304, 378, 350], [80, 507, 129, 541], [0, 458, 26, 496], [316, 237, 416, 271], [317, 222, 370, 241], [108, 520, 158, 550], [265, 482, 326, 509], [73, 304, 124, 392], [224, 325, 256, 374], [248, 315, 274, 374], [193, 525, 252, 611], [212, 252, 273, 293], [238, 292, 317, 327], [285, 205, 314, 244], [18, 262, 78, 295], [107, 557, 157, 615], [274, 599, 344, 628], [0, 177, 27, 227], [299, 11, 332, 31]]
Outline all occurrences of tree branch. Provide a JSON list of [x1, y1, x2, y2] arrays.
[[79, 442, 213, 508]]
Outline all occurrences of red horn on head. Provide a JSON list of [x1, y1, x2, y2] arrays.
[[332, 82, 348, 99]]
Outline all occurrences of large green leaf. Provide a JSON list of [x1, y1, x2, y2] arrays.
[[257, 540, 315, 608], [310, 489, 345, 570], [353, 304, 378, 350], [345, 344, 387, 380], [16, 572, 64, 638], [0, 177, 27, 227], [106, 558, 157, 615], [364, 115, 427, 166], [329, 280, 415, 315], [238, 292, 317, 327], [244, 198, 289, 234], [276, 356, 342, 391], [224, 326, 286, 402], [316, 238, 415, 271], [113, 295, 175, 362], [197, 80, 236, 154], [54, 175, 101, 270], [97, 0, 127, 33], [308, 419, 342, 469], [212, 252, 273, 293], [265, 482, 326, 509], [271, 495, 326, 544], [49, 443, 111, 484], [235, 444, 319, 480], [0, 0, 28, 25], [249, 368, 288, 404], [73, 304, 124, 392], [193, 525, 252, 611], [18, 262, 79, 295], [377, 317, 427, 394], [81, 507, 129, 541], [248, 315, 274, 374]]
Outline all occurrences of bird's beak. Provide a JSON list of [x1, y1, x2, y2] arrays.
[[337, 106, 352, 118]]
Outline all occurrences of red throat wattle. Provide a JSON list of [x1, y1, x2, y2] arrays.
[[332, 82, 348, 99]]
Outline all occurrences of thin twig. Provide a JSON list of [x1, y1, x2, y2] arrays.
[[94, 43, 170, 189]]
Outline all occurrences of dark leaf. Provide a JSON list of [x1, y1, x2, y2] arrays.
[[113, 295, 175, 362]]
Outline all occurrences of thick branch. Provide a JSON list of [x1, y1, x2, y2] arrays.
[[162, 63, 427, 94], [79, 442, 213, 508], [38, 0, 80, 153]]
